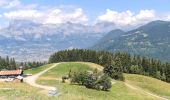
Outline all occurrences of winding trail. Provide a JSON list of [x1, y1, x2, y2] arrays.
[[23, 62, 168, 99], [24, 63, 59, 91], [124, 82, 168, 100], [77, 62, 168, 100]]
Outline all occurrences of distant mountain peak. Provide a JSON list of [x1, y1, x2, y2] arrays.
[[92, 29, 125, 49], [138, 20, 170, 30], [147, 20, 169, 24], [92, 20, 170, 62], [0, 19, 108, 61], [108, 29, 124, 34]]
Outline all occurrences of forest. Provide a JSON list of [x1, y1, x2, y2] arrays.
[[49, 49, 170, 83], [0, 56, 16, 70], [0, 56, 46, 70], [1, 49, 170, 83]]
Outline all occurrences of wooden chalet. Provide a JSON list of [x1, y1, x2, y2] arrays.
[[0, 70, 23, 78]]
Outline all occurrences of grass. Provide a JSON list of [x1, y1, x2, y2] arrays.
[[40, 62, 92, 78], [0, 82, 50, 100], [1, 62, 170, 100], [37, 79, 158, 100], [37, 62, 158, 100], [24, 64, 53, 75], [125, 73, 170, 99]]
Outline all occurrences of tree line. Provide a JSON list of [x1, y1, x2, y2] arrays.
[[0, 56, 16, 70], [19, 61, 47, 70], [114, 52, 170, 82], [49, 49, 170, 83], [0, 55, 46, 70], [49, 49, 124, 81]]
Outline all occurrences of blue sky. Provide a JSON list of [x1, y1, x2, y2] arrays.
[[22, 0, 170, 13], [0, 0, 170, 28]]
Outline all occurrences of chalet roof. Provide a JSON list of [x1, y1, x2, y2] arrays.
[[0, 70, 22, 76]]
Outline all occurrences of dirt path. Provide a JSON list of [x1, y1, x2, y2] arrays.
[[24, 62, 168, 99], [24, 63, 59, 91], [125, 82, 168, 100], [77, 62, 168, 100], [27, 62, 103, 91]]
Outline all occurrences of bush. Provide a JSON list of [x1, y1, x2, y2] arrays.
[[96, 74, 112, 91], [71, 71, 89, 85], [84, 74, 98, 89], [70, 71, 112, 91]]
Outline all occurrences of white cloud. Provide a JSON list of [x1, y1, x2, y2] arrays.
[[0, 0, 37, 9], [45, 8, 88, 24], [4, 0, 20, 8], [0, 15, 3, 29], [0, 0, 8, 7], [136, 10, 155, 20], [4, 10, 44, 21], [97, 9, 157, 27], [2, 1, 170, 33], [3, 8, 88, 24], [166, 15, 170, 21], [0, 0, 21, 8]]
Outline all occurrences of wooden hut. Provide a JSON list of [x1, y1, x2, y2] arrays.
[[0, 70, 23, 78]]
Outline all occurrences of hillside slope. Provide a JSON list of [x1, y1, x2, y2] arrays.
[[92, 20, 170, 61], [92, 29, 125, 50], [36, 62, 170, 100], [1, 62, 170, 100], [125, 74, 170, 99]]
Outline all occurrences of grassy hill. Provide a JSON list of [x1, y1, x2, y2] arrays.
[[125, 74, 170, 99], [0, 62, 170, 100], [24, 64, 54, 75], [36, 62, 165, 100], [40, 62, 92, 78]]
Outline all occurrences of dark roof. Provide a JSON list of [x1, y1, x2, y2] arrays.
[[0, 70, 22, 76]]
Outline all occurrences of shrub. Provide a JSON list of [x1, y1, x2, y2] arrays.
[[71, 71, 89, 85], [70, 71, 112, 91], [84, 74, 98, 89], [96, 74, 112, 91]]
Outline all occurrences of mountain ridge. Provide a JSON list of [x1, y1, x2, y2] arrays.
[[92, 20, 170, 61], [0, 19, 110, 61]]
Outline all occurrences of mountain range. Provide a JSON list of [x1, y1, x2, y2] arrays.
[[1, 19, 170, 62], [0, 19, 116, 61], [92, 20, 170, 61]]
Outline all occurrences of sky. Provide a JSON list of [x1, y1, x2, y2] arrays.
[[0, 0, 170, 28], [22, 0, 170, 13]]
